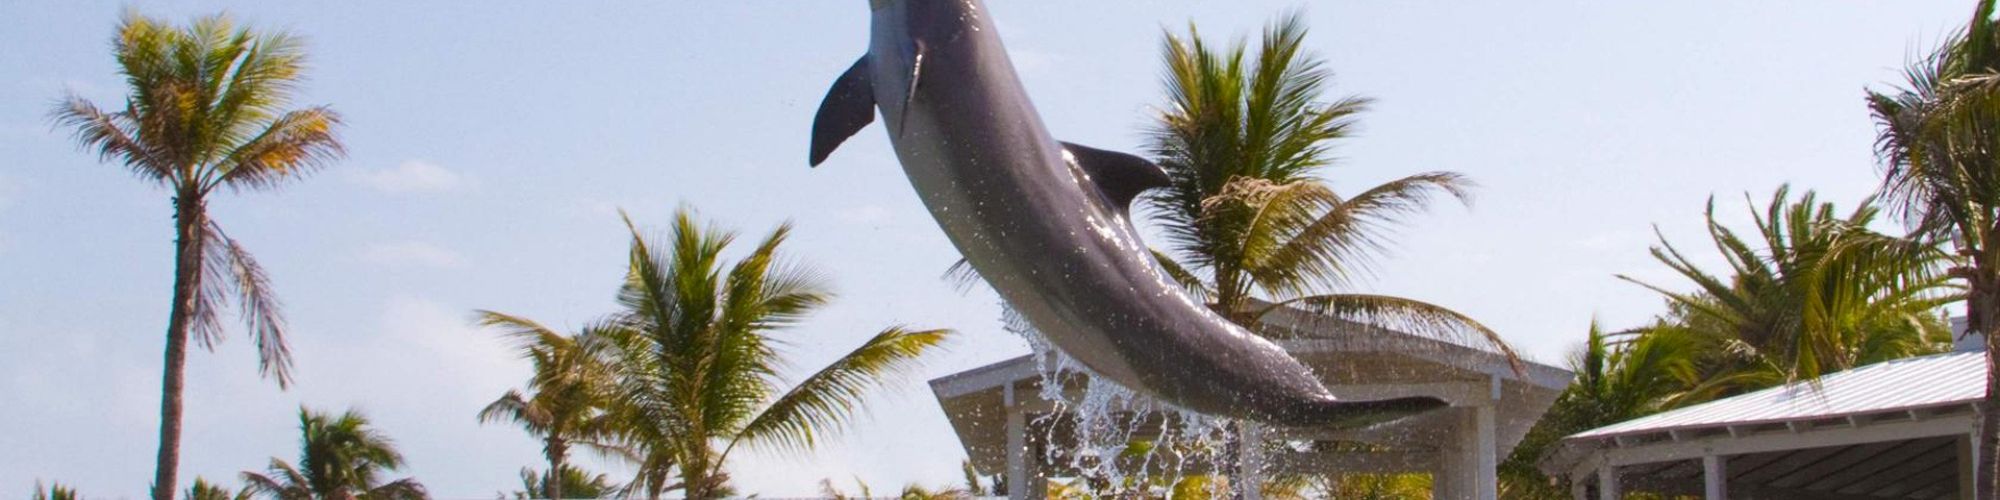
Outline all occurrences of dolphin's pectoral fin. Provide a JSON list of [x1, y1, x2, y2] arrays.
[[1271, 396, 1448, 429], [1061, 142, 1170, 209], [809, 56, 876, 167]]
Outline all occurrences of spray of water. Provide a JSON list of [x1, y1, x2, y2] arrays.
[[1001, 304, 1244, 497]]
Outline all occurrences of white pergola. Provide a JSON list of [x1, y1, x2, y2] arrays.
[[928, 307, 1570, 500], [1540, 350, 1987, 500]]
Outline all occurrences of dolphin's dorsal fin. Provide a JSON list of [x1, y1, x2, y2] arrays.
[[1063, 142, 1169, 209], [810, 56, 876, 167]]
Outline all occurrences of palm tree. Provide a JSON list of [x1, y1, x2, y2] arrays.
[[1499, 321, 1702, 498], [1141, 12, 1517, 361], [816, 477, 874, 500], [240, 407, 427, 500], [187, 478, 250, 500], [959, 460, 994, 497], [1619, 187, 1955, 398], [512, 466, 616, 500], [476, 312, 620, 500], [31, 481, 80, 500], [596, 209, 952, 498], [49, 13, 343, 499], [1867, 0, 2000, 493]]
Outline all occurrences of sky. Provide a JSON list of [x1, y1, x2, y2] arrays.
[[0, 1, 1981, 497]]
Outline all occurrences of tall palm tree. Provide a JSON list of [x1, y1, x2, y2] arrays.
[[596, 209, 952, 498], [1867, 0, 2000, 493], [1619, 187, 1955, 397], [50, 13, 343, 499], [476, 312, 620, 500], [240, 408, 427, 500], [1141, 12, 1517, 361]]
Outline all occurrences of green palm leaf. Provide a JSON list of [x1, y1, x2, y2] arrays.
[[733, 326, 951, 454]]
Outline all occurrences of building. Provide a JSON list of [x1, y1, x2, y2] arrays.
[[928, 306, 1570, 499], [1539, 347, 1986, 500]]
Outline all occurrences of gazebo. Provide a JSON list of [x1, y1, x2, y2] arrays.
[[928, 306, 1571, 499], [1539, 349, 1986, 500]]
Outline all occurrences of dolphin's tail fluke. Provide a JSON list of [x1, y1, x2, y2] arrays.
[[1267, 396, 1449, 429]]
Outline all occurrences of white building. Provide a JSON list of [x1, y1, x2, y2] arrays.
[[928, 306, 1570, 499], [1540, 348, 1986, 500]]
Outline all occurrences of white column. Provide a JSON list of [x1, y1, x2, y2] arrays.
[[1961, 432, 1978, 500], [1233, 422, 1265, 500], [1433, 405, 1498, 499], [1596, 465, 1619, 500], [1701, 455, 1726, 500], [1005, 384, 1044, 500], [1472, 404, 1497, 499]]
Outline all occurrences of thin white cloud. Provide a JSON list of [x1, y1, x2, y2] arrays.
[[0, 175, 13, 255], [360, 241, 468, 269], [837, 204, 892, 225], [24, 76, 117, 102], [285, 295, 534, 493], [351, 160, 466, 194], [1573, 228, 1650, 252], [1009, 47, 1062, 75]]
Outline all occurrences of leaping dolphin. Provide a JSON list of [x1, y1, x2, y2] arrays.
[[808, 0, 1444, 427]]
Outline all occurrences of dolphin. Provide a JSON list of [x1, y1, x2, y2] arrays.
[[808, 0, 1445, 427]]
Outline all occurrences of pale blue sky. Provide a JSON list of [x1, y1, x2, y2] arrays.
[[0, 1, 1977, 497]]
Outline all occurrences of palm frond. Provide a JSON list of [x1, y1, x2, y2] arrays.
[[50, 94, 172, 185], [732, 326, 951, 455], [1265, 293, 1523, 375], [477, 390, 547, 429], [359, 478, 427, 500], [201, 221, 293, 386], [211, 107, 344, 192], [1255, 172, 1474, 295], [1150, 248, 1212, 301], [239, 459, 309, 500]]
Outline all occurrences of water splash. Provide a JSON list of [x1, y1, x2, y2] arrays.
[[1002, 304, 1241, 496]]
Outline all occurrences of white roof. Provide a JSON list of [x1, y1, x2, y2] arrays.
[[1573, 351, 1985, 439]]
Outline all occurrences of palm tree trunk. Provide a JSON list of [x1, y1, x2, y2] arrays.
[[545, 436, 566, 500], [681, 450, 711, 499], [153, 195, 207, 500], [1971, 269, 2000, 500]]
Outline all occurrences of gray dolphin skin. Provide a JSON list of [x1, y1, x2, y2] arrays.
[[808, 0, 1445, 427]]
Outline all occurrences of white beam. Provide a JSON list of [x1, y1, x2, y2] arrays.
[[1234, 423, 1265, 500], [1603, 413, 1975, 467], [1701, 455, 1726, 500], [1596, 465, 1619, 500], [1323, 381, 1488, 406], [929, 356, 1037, 398], [1269, 450, 1437, 473]]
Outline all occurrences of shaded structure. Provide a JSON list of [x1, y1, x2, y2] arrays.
[[930, 307, 1569, 499], [1540, 350, 1985, 500]]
